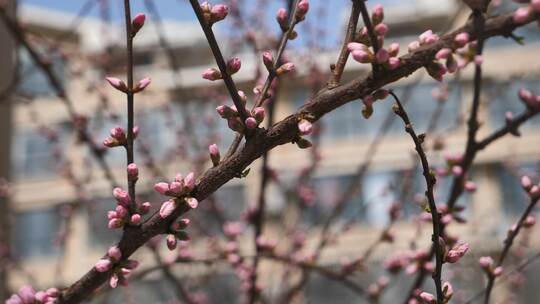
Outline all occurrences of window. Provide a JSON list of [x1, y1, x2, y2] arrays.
[[17, 47, 67, 97], [12, 126, 67, 179], [487, 80, 540, 131], [13, 207, 61, 258]]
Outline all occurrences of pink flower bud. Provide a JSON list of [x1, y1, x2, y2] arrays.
[[132, 13, 146, 35], [298, 119, 313, 136], [252, 107, 265, 123], [451, 166, 463, 177], [245, 117, 258, 129], [276, 62, 295, 75], [530, 185, 539, 197], [454, 32, 469, 47], [372, 4, 384, 24], [113, 187, 130, 206], [262, 51, 274, 71], [533, 0, 540, 12], [443, 281, 453, 300], [116, 205, 128, 218], [110, 126, 126, 141], [513, 7, 531, 24], [351, 49, 372, 63], [376, 48, 389, 63], [474, 55, 483, 65], [95, 259, 112, 272], [202, 68, 222, 81], [446, 242, 469, 263], [419, 292, 435, 303], [140, 202, 151, 214], [167, 234, 177, 250], [210, 4, 229, 23], [388, 57, 400, 70], [35, 291, 48, 302], [209, 143, 220, 166], [109, 274, 119, 289], [493, 266, 503, 277], [107, 211, 117, 220], [130, 214, 141, 225], [105, 77, 128, 93], [108, 218, 123, 229], [518, 88, 537, 107], [419, 30, 439, 45], [524, 215, 536, 228], [46, 288, 59, 298], [436, 48, 452, 60], [184, 172, 196, 191], [18, 286, 35, 304], [127, 163, 138, 180], [296, 0, 309, 18], [347, 42, 368, 52], [388, 42, 399, 56], [408, 41, 420, 53], [154, 182, 169, 195], [464, 181, 477, 193], [522, 176, 532, 190], [169, 181, 184, 195], [159, 200, 177, 218], [134, 77, 151, 93], [276, 8, 288, 27], [226, 57, 241, 75], [479, 256, 494, 269], [186, 197, 199, 209], [374, 23, 388, 36], [108, 246, 122, 262]]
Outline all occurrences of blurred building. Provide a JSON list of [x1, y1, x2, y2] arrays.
[[5, 1, 540, 303]]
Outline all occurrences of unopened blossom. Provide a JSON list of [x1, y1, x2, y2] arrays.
[[454, 32, 470, 47], [419, 30, 439, 45], [202, 68, 222, 81], [276, 8, 288, 28], [262, 51, 274, 71], [298, 119, 313, 136], [436, 48, 452, 60], [108, 246, 122, 262], [159, 200, 177, 218], [521, 175, 532, 190], [131, 13, 146, 35], [184, 172, 196, 191], [130, 213, 141, 225], [210, 4, 228, 23], [127, 163, 138, 180], [446, 242, 469, 263], [387, 57, 400, 69], [113, 187, 130, 206], [375, 23, 389, 36], [226, 57, 241, 75], [376, 48, 389, 63], [95, 259, 112, 272], [185, 197, 199, 209], [351, 49, 372, 63], [513, 7, 531, 24], [295, 0, 309, 20], [443, 281, 453, 301], [408, 41, 420, 53], [209, 143, 220, 166], [464, 180, 477, 192], [133, 77, 151, 93], [252, 107, 265, 123], [276, 62, 295, 75], [105, 77, 128, 93], [245, 117, 258, 129], [419, 291, 435, 303], [167, 234, 178, 250], [524, 215, 536, 228], [479, 256, 494, 269], [372, 4, 384, 24], [140, 202, 151, 214], [109, 274, 119, 288]]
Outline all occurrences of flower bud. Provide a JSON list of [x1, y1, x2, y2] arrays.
[[108, 246, 122, 262], [276, 62, 295, 75], [226, 57, 241, 75], [140, 202, 151, 214], [95, 259, 112, 272], [109, 274, 119, 289], [388, 43, 399, 57], [184, 172, 196, 191], [245, 117, 258, 129], [167, 234, 177, 250], [296, 0, 309, 20], [252, 107, 265, 124], [298, 119, 313, 136], [374, 23, 388, 36], [108, 218, 123, 229], [130, 214, 141, 225], [105, 77, 128, 93], [372, 4, 384, 25], [262, 51, 274, 71], [127, 163, 138, 180], [133, 77, 151, 93], [387, 57, 400, 70], [351, 49, 372, 63], [185, 197, 199, 209], [376, 48, 389, 63], [159, 200, 177, 218], [454, 32, 469, 47], [210, 4, 228, 23], [419, 292, 436, 304], [521, 176, 532, 191], [209, 143, 221, 166], [202, 68, 222, 81], [113, 187, 130, 206], [154, 182, 169, 195], [436, 48, 452, 60], [513, 7, 531, 24], [132, 13, 146, 35], [479, 256, 494, 270], [276, 8, 288, 29]]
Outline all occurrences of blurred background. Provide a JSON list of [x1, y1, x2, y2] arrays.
[[1, 0, 540, 303]]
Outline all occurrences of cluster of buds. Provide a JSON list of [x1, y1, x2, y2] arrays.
[[437, 153, 477, 193], [216, 102, 266, 132], [513, 0, 540, 24], [276, 0, 309, 34], [361, 88, 389, 119], [348, 5, 402, 70], [105, 76, 151, 94], [200, 2, 229, 26], [6, 286, 59, 304], [103, 126, 139, 148], [202, 57, 241, 81], [418, 281, 453, 303], [518, 88, 540, 110], [479, 256, 503, 278], [166, 218, 191, 250], [155, 172, 198, 218], [521, 175, 540, 198], [107, 185, 150, 229], [95, 246, 139, 288]]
